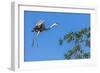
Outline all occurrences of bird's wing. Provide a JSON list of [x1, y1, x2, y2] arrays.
[[36, 20, 44, 26]]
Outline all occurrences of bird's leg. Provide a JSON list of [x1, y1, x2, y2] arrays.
[[32, 37, 35, 47], [36, 31, 40, 37], [32, 34, 36, 47], [32, 31, 40, 47], [36, 31, 40, 47]]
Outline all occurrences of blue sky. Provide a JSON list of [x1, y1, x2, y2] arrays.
[[24, 11, 90, 61]]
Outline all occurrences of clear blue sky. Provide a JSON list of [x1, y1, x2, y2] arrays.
[[24, 11, 90, 62]]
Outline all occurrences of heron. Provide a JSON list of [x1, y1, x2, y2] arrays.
[[32, 20, 59, 47]]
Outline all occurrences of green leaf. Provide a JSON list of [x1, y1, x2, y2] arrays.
[[64, 32, 74, 42], [83, 52, 90, 58]]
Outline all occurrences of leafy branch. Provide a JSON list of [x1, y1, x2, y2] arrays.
[[59, 27, 90, 59]]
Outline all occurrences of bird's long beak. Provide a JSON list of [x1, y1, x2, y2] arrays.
[[50, 23, 59, 28]]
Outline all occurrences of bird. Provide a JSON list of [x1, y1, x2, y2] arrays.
[[32, 20, 59, 47]]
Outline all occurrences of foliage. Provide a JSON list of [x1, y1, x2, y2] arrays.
[[59, 27, 90, 59]]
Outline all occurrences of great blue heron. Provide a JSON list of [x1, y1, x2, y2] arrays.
[[32, 20, 59, 47]]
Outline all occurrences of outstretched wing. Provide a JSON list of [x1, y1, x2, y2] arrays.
[[36, 20, 44, 26]]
